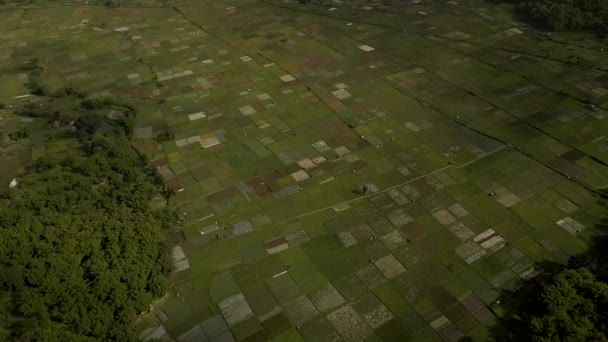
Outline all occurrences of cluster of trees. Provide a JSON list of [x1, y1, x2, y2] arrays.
[[7, 127, 30, 141], [490, 0, 608, 32], [155, 129, 175, 143], [498, 219, 608, 341], [20, 58, 49, 96], [16, 58, 137, 141], [0, 138, 176, 341], [0, 64, 177, 340], [18, 89, 136, 139]]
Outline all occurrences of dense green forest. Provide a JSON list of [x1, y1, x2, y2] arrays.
[[490, 0, 608, 32], [0, 64, 177, 341], [497, 219, 608, 341]]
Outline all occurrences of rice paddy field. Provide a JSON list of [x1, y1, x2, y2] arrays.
[[1, 0, 608, 341]]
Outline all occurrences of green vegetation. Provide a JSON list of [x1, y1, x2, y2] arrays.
[[0, 80, 176, 340], [21, 58, 49, 96], [155, 130, 175, 143], [491, 0, 608, 32], [7, 127, 30, 141], [1, 0, 608, 341], [526, 268, 607, 341], [498, 223, 608, 341]]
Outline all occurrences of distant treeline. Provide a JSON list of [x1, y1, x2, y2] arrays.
[[490, 0, 608, 32]]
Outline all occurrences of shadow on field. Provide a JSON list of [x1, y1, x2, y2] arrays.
[[488, 216, 608, 341]]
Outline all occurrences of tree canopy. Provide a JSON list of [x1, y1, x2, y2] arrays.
[[0, 84, 176, 341], [527, 268, 608, 341], [498, 220, 608, 341]]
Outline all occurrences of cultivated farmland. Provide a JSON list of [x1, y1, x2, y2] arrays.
[[1, 0, 607, 341]]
